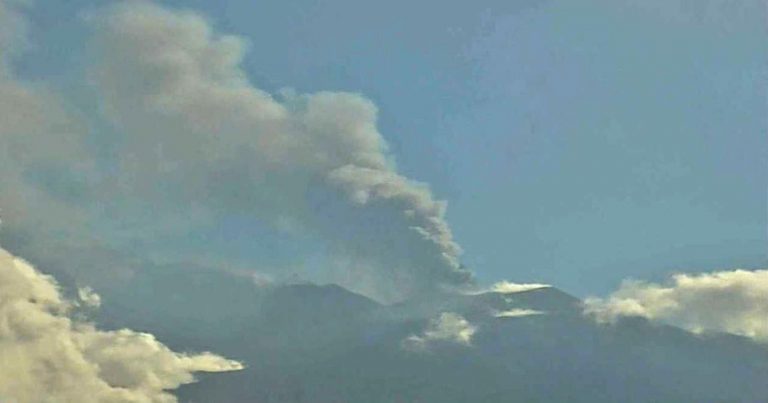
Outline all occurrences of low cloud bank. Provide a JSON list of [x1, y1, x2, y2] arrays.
[[585, 269, 768, 341]]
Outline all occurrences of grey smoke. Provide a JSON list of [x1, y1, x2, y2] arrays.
[[2, 1, 472, 302]]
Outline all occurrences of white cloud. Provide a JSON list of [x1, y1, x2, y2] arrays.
[[403, 312, 477, 351], [494, 309, 544, 318], [584, 269, 768, 341], [0, 245, 243, 403], [490, 281, 550, 294], [466, 280, 550, 295], [78, 286, 102, 308]]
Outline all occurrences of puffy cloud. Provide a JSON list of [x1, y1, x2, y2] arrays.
[[0, 245, 243, 403], [494, 309, 543, 318], [78, 286, 102, 308], [403, 312, 477, 350], [584, 269, 768, 341], [82, 1, 471, 300]]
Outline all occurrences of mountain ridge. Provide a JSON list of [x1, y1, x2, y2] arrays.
[[89, 267, 768, 402]]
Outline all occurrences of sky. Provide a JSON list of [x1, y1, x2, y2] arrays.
[[3, 0, 767, 299], [1, 1, 767, 401]]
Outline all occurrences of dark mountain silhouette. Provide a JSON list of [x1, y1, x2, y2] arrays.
[[94, 266, 768, 402]]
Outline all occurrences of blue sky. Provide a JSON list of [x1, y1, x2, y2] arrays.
[[5, 2, 768, 401], [10, 0, 768, 297]]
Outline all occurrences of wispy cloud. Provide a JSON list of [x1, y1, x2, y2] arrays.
[[466, 280, 550, 295], [494, 308, 544, 318]]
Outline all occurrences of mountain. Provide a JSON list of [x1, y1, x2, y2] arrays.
[[93, 268, 768, 402]]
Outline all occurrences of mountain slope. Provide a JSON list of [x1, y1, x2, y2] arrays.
[[93, 269, 768, 402]]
